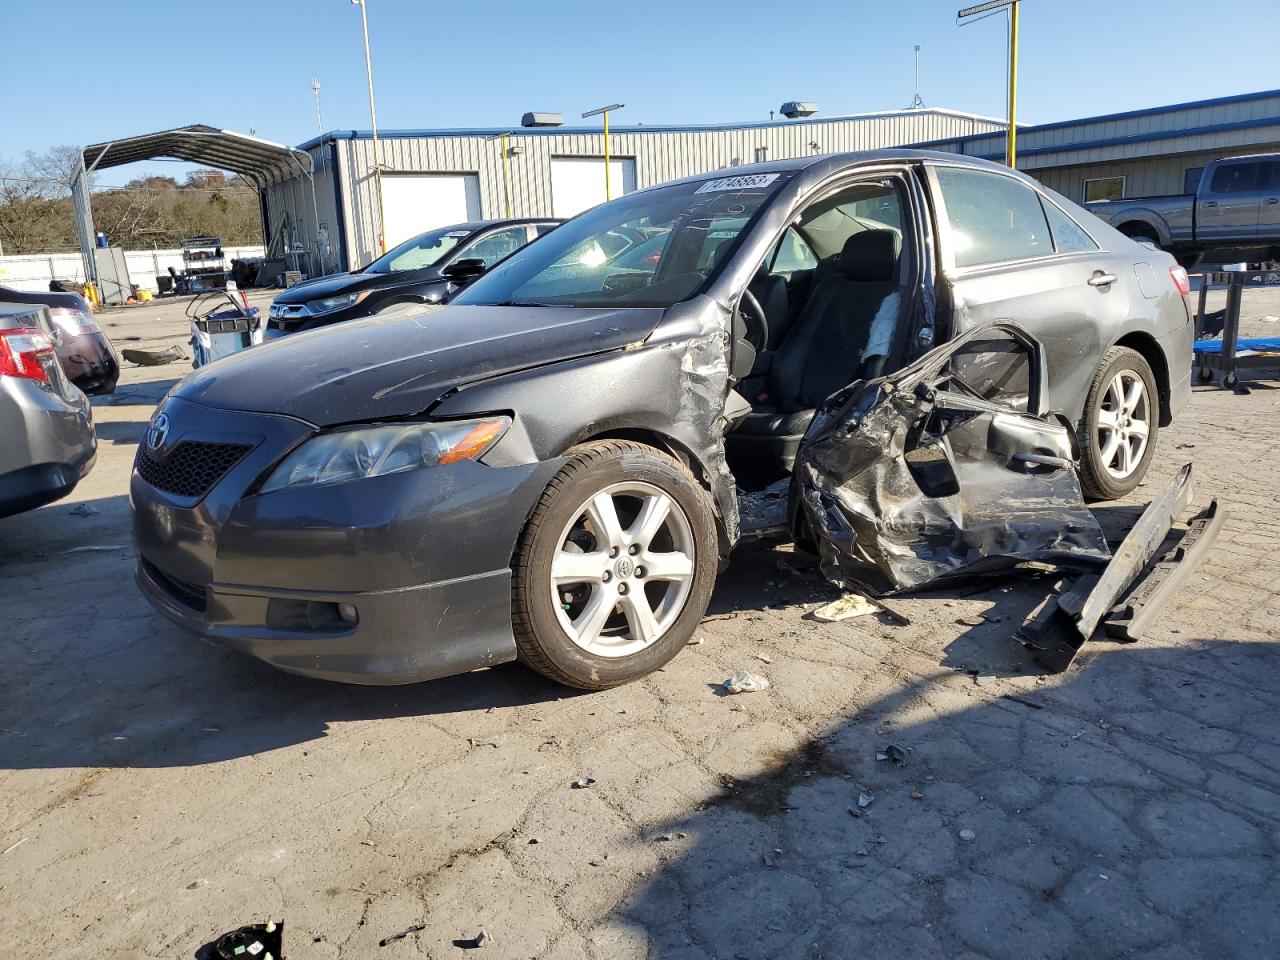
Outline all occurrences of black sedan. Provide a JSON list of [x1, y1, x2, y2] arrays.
[[0, 285, 119, 395], [264, 218, 560, 338]]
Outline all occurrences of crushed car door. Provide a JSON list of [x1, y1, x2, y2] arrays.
[[793, 320, 1110, 595]]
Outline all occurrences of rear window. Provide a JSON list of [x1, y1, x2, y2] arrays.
[[1041, 199, 1098, 254]]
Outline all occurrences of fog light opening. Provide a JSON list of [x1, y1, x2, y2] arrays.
[[338, 602, 359, 624]]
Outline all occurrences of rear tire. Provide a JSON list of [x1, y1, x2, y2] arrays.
[[1078, 347, 1159, 500], [512, 440, 717, 690]]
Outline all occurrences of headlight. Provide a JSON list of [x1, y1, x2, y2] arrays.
[[260, 417, 511, 494], [308, 291, 370, 315]]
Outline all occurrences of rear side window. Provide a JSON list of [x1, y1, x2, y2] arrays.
[[1209, 162, 1261, 194], [934, 166, 1053, 268], [1041, 199, 1098, 253]]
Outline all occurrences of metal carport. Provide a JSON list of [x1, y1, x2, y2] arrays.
[[73, 124, 322, 289]]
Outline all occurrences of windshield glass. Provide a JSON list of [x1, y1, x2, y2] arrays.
[[362, 226, 469, 274], [454, 173, 791, 308]]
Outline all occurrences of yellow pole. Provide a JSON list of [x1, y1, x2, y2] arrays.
[[1007, 0, 1019, 168], [603, 110, 612, 201], [501, 133, 513, 218]]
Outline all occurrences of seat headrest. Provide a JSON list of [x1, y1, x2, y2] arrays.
[[838, 229, 899, 282]]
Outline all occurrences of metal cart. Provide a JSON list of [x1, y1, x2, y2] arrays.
[[1193, 263, 1280, 388], [186, 290, 262, 368]]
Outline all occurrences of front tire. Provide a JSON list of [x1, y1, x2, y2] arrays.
[[512, 440, 717, 690], [1078, 347, 1159, 500]]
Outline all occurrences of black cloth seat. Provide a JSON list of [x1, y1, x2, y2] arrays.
[[728, 229, 900, 473]]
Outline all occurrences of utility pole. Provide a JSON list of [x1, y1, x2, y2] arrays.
[[351, 0, 387, 253], [957, 0, 1021, 167], [311, 78, 323, 133]]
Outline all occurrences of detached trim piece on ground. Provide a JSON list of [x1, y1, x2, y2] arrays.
[[1020, 464, 1223, 671]]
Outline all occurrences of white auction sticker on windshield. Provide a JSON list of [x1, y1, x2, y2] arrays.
[[694, 173, 780, 194], [446, 230, 470, 237]]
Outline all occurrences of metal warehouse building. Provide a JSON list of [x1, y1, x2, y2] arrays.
[[921, 88, 1280, 205], [252, 87, 1280, 277], [269, 108, 1006, 274]]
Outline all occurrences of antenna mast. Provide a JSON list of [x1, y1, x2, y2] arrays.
[[908, 44, 925, 109]]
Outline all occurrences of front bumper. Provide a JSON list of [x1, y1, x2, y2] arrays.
[[136, 558, 517, 684], [130, 397, 559, 683]]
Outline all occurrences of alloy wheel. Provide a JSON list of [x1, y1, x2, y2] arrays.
[[1096, 371, 1150, 481], [549, 481, 696, 658]]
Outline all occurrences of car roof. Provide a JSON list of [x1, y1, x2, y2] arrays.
[[634, 148, 1017, 193], [0, 284, 84, 309], [435, 217, 563, 234]]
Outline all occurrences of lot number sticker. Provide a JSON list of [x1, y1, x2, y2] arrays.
[[695, 173, 780, 194]]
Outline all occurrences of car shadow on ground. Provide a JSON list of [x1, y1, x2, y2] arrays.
[[93, 420, 149, 445], [0, 493, 1187, 774], [600, 637, 1280, 959], [92, 376, 181, 408]]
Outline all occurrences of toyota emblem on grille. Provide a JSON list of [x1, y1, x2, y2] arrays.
[[146, 413, 170, 452]]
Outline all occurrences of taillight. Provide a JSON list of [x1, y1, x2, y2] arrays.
[[1169, 266, 1191, 297], [47, 306, 99, 338], [0, 327, 56, 382]]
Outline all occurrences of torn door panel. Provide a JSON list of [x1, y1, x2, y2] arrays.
[[795, 322, 1111, 596]]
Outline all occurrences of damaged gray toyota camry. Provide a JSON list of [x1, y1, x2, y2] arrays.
[[131, 150, 1193, 689]]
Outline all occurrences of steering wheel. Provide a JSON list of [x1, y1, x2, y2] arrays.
[[737, 288, 769, 353]]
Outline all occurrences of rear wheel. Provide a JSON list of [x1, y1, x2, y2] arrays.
[[1078, 347, 1159, 500], [512, 440, 717, 689]]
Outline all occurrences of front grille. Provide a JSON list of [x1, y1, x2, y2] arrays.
[[142, 558, 207, 612], [136, 440, 253, 499]]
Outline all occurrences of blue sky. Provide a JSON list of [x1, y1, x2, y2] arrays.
[[4, 0, 1277, 187]]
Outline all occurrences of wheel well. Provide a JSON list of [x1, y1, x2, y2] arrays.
[[573, 428, 733, 556], [1118, 221, 1158, 241], [1115, 331, 1172, 426]]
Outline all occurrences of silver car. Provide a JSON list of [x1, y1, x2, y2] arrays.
[[0, 302, 96, 518]]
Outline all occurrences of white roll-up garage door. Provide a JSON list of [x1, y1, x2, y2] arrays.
[[550, 157, 637, 218], [380, 174, 482, 248]]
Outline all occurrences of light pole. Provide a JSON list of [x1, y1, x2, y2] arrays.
[[582, 104, 624, 201], [958, 0, 1020, 167], [351, 0, 387, 253], [311, 78, 323, 132]]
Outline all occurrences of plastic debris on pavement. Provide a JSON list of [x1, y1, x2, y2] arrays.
[[121, 345, 188, 366], [812, 593, 880, 622], [200, 921, 283, 960], [454, 930, 492, 949], [721, 670, 770, 694], [379, 923, 427, 947]]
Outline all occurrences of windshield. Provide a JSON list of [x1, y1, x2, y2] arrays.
[[362, 226, 470, 274], [454, 173, 791, 308]]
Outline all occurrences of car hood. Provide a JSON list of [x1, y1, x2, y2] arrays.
[[172, 303, 664, 425], [275, 271, 378, 300], [272, 269, 442, 303]]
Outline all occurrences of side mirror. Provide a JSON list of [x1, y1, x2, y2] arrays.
[[441, 257, 487, 284]]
